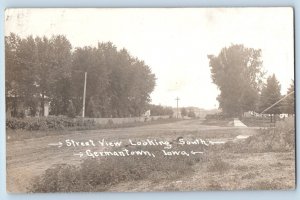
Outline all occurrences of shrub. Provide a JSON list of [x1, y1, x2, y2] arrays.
[[29, 157, 148, 192], [74, 117, 95, 127], [29, 164, 84, 193], [6, 116, 96, 131], [6, 117, 27, 129], [29, 143, 205, 192], [187, 110, 196, 118]]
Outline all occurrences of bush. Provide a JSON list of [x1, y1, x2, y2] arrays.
[[6, 117, 27, 130], [29, 143, 205, 192], [29, 164, 84, 193], [6, 116, 96, 131], [29, 158, 147, 193], [187, 110, 196, 118]]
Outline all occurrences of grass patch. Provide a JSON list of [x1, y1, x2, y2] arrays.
[[241, 172, 258, 180], [206, 181, 222, 190], [222, 117, 295, 153], [29, 143, 208, 192], [202, 119, 233, 127], [7, 118, 181, 141], [247, 181, 282, 190], [206, 157, 231, 173]]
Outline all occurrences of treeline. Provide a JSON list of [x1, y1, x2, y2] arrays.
[[180, 107, 196, 118], [208, 44, 294, 117], [258, 75, 294, 115], [147, 104, 173, 116], [5, 33, 156, 118]]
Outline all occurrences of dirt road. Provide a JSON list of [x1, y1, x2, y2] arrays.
[[6, 119, 258, 193]]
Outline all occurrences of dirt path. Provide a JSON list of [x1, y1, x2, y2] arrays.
[[6, 119, 258, 193]]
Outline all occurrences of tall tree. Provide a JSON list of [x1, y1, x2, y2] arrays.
[[147, 104, 173, 116], [71, 43, 156, 118], [48, 35, 72, 115], [259, 74, 282, 115], [5, 33, 23, 116], [6, 34, 39, 116], [71, 45, 111, 117], [6, 34, 73, 116], [282, 80, 295, 114], [208, 44, 264, 117], [6, 33, 155, 118]]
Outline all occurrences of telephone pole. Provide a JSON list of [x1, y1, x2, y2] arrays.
[[82, 72, 87, 117], [175, 97, 180, 119]]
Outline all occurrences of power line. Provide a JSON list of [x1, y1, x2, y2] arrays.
[[260, 91, 294, 114]]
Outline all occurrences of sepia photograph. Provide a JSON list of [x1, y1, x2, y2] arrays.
[[5, 8, 295, 193]]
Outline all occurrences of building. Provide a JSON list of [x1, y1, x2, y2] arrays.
[[6, 94, 50, 118]]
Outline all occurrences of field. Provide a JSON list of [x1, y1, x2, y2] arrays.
[[6, 118, 295, 193]]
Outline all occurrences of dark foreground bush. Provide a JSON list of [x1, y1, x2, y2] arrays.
[[7, 116, 179, 132], [29, 144, 207, 192], [6, 116, 95, 131], [29, 159, 145, 192]]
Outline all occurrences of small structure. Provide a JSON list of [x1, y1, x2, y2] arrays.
[[144, 110, 151, 118], [279, 113, 289, 119], [6, 93, 50, 117], [142, 110, 151, 121]]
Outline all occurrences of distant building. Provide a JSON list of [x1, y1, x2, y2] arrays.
[[143, 110, 151, 117], [243, 111, 261, 117], [185, 107, 220, 119], [279, 113, 289, 119], [171, 107, 220, 119], [6, 93, 50, 118]]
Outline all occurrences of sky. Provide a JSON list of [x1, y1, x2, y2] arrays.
[[5, 8, 294, 109]]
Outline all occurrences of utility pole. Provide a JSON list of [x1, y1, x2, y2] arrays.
[[175, 97, 180, 119], [82, 72, 87, 117]]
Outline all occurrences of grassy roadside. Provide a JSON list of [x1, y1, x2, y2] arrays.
[[7, 118, 182, 141], [202, 119, 233, 127], [27, 117, 295, 192]]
